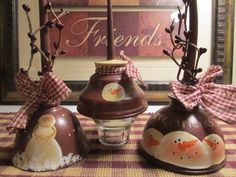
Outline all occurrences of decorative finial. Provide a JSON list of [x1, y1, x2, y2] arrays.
[[107, 0, 115, 60]]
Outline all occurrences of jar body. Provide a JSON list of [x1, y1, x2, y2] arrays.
[[13, 103, 89, 172], [94, 117, 135, 146], [78, 72, 147, 146], [139, 97, 226, 174]]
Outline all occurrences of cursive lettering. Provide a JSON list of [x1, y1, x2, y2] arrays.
[[66, 17, 163, 48], [153, 112, 215, 129]]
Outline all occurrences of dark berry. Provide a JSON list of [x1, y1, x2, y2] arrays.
[[22, 4, 31, 12], [32, 47, 38, 54], [46, 2, 52, 9], [51, 55, 56, 60], [56, 23, 64, 30], [53, 42, 59, 49], [60, 50, 66, 55], [45, 21, 54, 28], [45, 51, 50, 57], [27, 32, 37, 41]]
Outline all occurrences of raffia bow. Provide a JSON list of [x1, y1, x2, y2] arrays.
[[170, 65, 236, 123], [7, 69, 71, 133]]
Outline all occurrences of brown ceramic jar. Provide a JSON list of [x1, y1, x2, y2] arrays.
[[13, 103, 89, 172], [78, 60, 148, 146], [139, 95, 226, 174]]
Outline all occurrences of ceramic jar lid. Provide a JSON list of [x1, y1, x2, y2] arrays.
[[77, 59, 147, 120]]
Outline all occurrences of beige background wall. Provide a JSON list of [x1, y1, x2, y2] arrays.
[[233, 1, 236, 84], [18, 0, 41, 80]]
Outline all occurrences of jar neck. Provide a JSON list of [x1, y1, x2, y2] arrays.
[[95, 65, 125, 75], [168, 94, 198, 112], [39, 102, 60, 109]]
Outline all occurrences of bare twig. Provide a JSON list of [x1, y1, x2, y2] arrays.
[[163, 0, 207, 85], [22, 2, 68, 73], [32, 9, 68, 35]]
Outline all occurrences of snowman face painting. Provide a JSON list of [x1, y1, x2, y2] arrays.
[[102, 83, 126, 102], [13, 114, 63, 171], [202, 134, 225, 165], [141, 128, 163, 155], [24, 114, 63, 171], [141, 129, 226, 170], [32, 114, 57, 142], [154, 131, 211, 169]]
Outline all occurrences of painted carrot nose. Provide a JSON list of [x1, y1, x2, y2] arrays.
[[177, 140, 197, 152], [111, 88, 122, 95], [204, 139, 217, 151]]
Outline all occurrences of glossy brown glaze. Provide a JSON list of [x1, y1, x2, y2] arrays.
[[13, 103, 89, 161], [77, 73, 148, 119], [140, 96, 226, 174], [139, 144, 226, 175], [144, 97, 224, 141]]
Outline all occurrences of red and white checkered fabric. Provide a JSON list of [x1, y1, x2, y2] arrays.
[[7, 70, 71, 133], [95, 51, 145, 86], [171, 65, 236, 123], [95, 65, 126, 75], [120, 51, 145, 86]]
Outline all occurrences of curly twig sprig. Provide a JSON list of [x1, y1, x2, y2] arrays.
[[163, 0, 207, 85], [22, 2, 69, 74]]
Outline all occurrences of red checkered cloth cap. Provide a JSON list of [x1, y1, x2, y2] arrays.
[[6, 70, 71, 133], [95, 65, 126, 75], [170, 65, 236, 124]]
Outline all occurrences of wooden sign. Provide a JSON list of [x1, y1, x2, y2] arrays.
[[50, 0, 183, 7], [49, 0, 184, 58]]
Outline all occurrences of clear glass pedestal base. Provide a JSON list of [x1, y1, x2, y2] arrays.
[[94, 117, 135, 147]]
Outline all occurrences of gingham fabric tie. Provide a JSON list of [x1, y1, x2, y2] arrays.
[[95, 65, 126, 75], [95, 51, 145, 86], [7, 70, 71, 133], [171, 65, 236, 123], [120, 51, 145, 86]]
